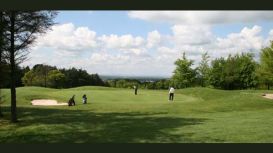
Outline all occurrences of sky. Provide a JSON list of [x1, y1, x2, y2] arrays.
[[21, 11, 273, 77]]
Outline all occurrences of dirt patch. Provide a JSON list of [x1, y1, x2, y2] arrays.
[[262, 94, 273, 100], [31, 99, 67, 106]]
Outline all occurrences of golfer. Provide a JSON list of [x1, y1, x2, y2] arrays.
[[169, 87, 175, 101], [82, 94, 87, 104], [133, 85, 138, 95], [68, 95, 76, 106]]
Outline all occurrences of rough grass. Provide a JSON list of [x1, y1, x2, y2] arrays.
[[0, 86, 273, 143]]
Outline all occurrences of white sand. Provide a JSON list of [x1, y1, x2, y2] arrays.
[[31, 99, 67, 106], [262, 94, 273, 100]]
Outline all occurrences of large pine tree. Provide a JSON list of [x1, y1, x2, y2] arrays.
[[1, 11, 57, 122]]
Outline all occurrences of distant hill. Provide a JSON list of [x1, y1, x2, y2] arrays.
[[100, 75, 170, 82]]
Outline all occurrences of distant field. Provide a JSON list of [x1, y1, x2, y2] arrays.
[[1, 86, 273, 143]]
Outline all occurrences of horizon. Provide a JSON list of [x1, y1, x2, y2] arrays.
[[21, 11, 273, 76]]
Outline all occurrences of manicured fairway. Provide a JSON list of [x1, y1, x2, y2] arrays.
[[1, 86, 273, 143]]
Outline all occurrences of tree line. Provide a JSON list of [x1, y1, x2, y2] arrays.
[[22, 64, 105, 88], [106, 41, 273, 90], [172, 42, 273, 90], [105, 79, 172, 89]]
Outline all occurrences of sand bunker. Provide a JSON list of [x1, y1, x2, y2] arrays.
[[31, 99, 67, 106], [262, 94, 273, 100]]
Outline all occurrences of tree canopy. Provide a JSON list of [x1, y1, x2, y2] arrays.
[[171, 52, 196, 88]]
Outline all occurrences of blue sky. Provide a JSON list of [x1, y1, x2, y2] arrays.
[[55, 11, 273, 38], [23, 11, 273, 77], [55, 11, 172, 37]]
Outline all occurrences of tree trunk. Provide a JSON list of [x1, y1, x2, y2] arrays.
[[10, 11, 17, 122], [44, 69, 47, 87], [0, 89, 3, 117], [0, 11, 3, 117], [268, 84, 270, 90]]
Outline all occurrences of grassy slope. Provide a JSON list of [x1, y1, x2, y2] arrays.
[[0, 86, 273, 143]]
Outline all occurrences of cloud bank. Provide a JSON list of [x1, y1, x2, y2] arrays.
[[23, 11, 273, 76]]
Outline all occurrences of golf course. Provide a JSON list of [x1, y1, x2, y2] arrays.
[[1, 86, 273, 143]]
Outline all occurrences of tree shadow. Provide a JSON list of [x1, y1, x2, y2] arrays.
[[0, 106, 210, 143]]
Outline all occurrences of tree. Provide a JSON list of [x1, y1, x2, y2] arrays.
[[32, 64, 56, 87], [171, 52, 196, 88], [256, 66, 273, 90], [258, 41, 273, 90], [197, 52, 210, 87], [209, 57, 225, 89], [0, 12, 4, 117], [48, 70, 65, 88], [1, 11, 56, 122], [22, 70, 36, 86], [0, 11, 8, 117], [60, 68, 105, 88], [106, 80, 116, 87], [91, 73, 105, 86], [210, 53, 257, 90], [237, 53, 258, 89]]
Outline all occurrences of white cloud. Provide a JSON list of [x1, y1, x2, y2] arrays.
[[89, 52, 130, 65], [98, 34, 145, 49], [215, 25, 263, 53], [35, 23, 97, 52], [157, 46, 177, 54], [97, 34, 148, 56], [147, 30, 161, 48], [120, 48, 147, 55], [171, 25, 214, 46], [144, 25, 266, 68], [169, 25, 265, 62], [128, 11, 273, 25], [25, 21, 273, 77]]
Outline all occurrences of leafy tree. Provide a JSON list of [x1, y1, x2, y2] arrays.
[[106, 80, 116, 87], [197, 52, 210, 87], [58, 67, 105, 88], [146, 82, 156, 89], [32, 64, 57, 87], [258, 41, 273, 90], [114, 79, 139, 88], [155, 80, 165, 89], [22, 66, 105, 88], [209, 57, 226, 89], [171, 52, 196, 88], [256, 66, 273, 90], [1, 11, 56, 122], [48, 70, 65, 88], [91, 73, 105, 86], [210, 53, 257, 90], [237, 53, 258, 89], [22, 70, 36, 86], [155, 79, 170, 89]]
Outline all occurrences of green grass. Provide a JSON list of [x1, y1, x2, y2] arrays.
[[1, 86, 273, 143]]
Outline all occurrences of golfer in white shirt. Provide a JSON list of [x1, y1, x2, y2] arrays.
[[169, 87, 175, 101]]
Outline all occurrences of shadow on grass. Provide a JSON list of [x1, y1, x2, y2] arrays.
[[0, 106, 208, 143]]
